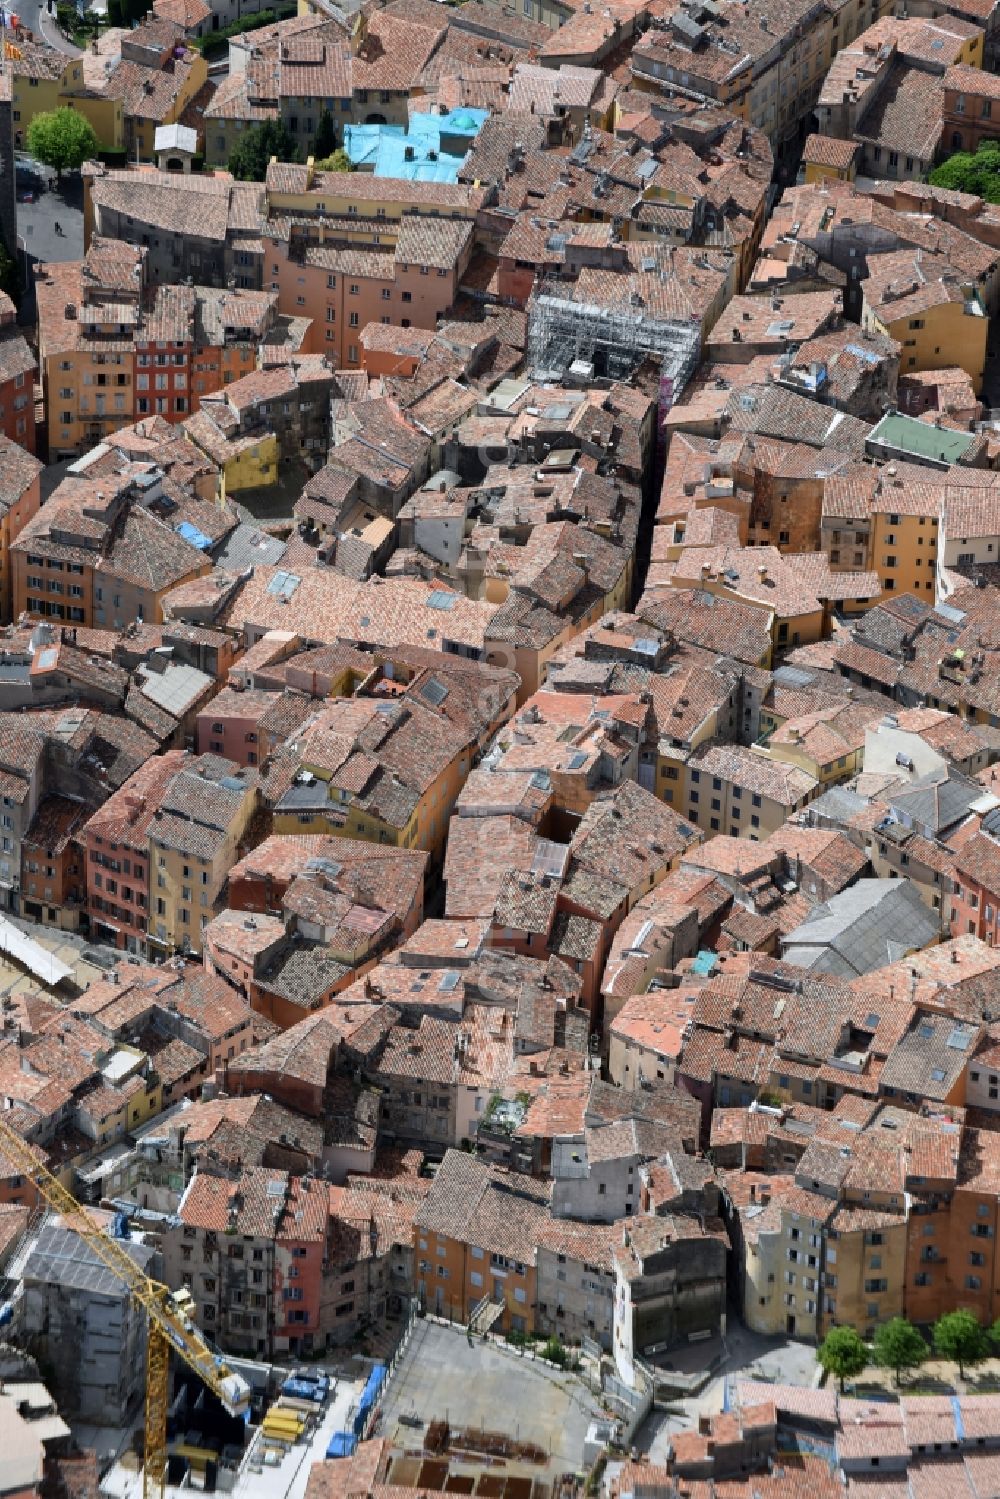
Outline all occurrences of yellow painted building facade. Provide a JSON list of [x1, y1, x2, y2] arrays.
[[821, 1205, 907, 1340], [863, 288, 988, 396], [272, 742, 469, 862], [219, 434, 279, 499], [148, 783, 258, 957], [869, 500, 940, 603]]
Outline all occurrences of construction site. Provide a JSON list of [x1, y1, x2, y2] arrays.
[[379, 1320, 601, 1492], [526, 281, 701, 394]]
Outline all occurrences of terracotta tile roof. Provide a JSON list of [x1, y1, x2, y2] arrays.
[[802, 134, 859, 170], [945, 61, 1000, 99], [708, 290, 842, 352], [228, 1010, 342, 1094], [691, 742, 818, 806], [352, 12, 446, 93], [445, 814, 538, 920], [857, 61, 944, 160], [153, 0, 211, 27], [414, 1149, 550, 1262]]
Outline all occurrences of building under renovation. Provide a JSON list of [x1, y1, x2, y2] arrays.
[[18, 1219, 156, 1424], [527, 281, 701, 394]]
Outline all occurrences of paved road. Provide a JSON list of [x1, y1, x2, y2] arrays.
[[15, 162, 84, 326], [17, 166, 84, 264], [12, 0, 80, 53], [634, 1326, 820, 1465]]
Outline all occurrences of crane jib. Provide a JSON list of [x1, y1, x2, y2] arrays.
[[1, 1111, 251, 1495]]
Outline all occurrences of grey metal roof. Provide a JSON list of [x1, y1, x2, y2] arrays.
[[137, 661, 213, 717], [887, 767, 982, 837], [211, 522, 286, 572], [806, 786, 868, 825], [781, 878, 939, 978], [772, 665, 819, 690], [23, 1221, 156, 1298], [277, 780, 333, 811]]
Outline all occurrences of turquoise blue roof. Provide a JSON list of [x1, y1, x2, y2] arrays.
[[343, 110, 487, 184], [408, 108, 488, 140], [691, 950, 720, 976]]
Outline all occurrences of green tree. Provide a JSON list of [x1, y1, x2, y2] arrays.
[[542, 1336, 568, 1367], [228, 120, 298, 181], [314, 148, 352, 172], [873, 1317, 928, 1387], [933, 1309, 989, 1380], [312, 108, 337, 161], [818, 1326, 868, 1393], [929, 141, 1000, 203], [26, 108, 99, 183]]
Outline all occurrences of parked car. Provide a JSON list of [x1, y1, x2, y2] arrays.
[[15, 165, 43, 201]]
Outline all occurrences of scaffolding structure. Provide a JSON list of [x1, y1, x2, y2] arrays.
[[527, 284, 701, 392]]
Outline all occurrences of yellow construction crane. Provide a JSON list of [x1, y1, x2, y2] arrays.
[[0, 1115, 250, 1499]]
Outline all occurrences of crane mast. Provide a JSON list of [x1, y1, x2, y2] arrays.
[[0, 1115, 250, 1499]]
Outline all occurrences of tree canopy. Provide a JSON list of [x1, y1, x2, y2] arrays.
[[933, 1310, 989, 1379], [228, 121, 298, 182], [872, 1318, 928, 1386], [313, 109, 337, 161], [818, 1327, 868, 1393], [314, 149, 352, 173], [107, 0, 148, 25], [929, 141, 1000, 202], [26, 109, 99, 181]]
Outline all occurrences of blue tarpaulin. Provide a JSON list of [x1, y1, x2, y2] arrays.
[[176, 520, 213, 551], [352, 1363, 387, 1434], [282, 1378, 328, 1403], [326, 1431, 357, 1458]]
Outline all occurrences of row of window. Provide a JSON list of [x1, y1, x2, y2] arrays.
[[25, 598, 85, 622], [25, 556, 84, 573]]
